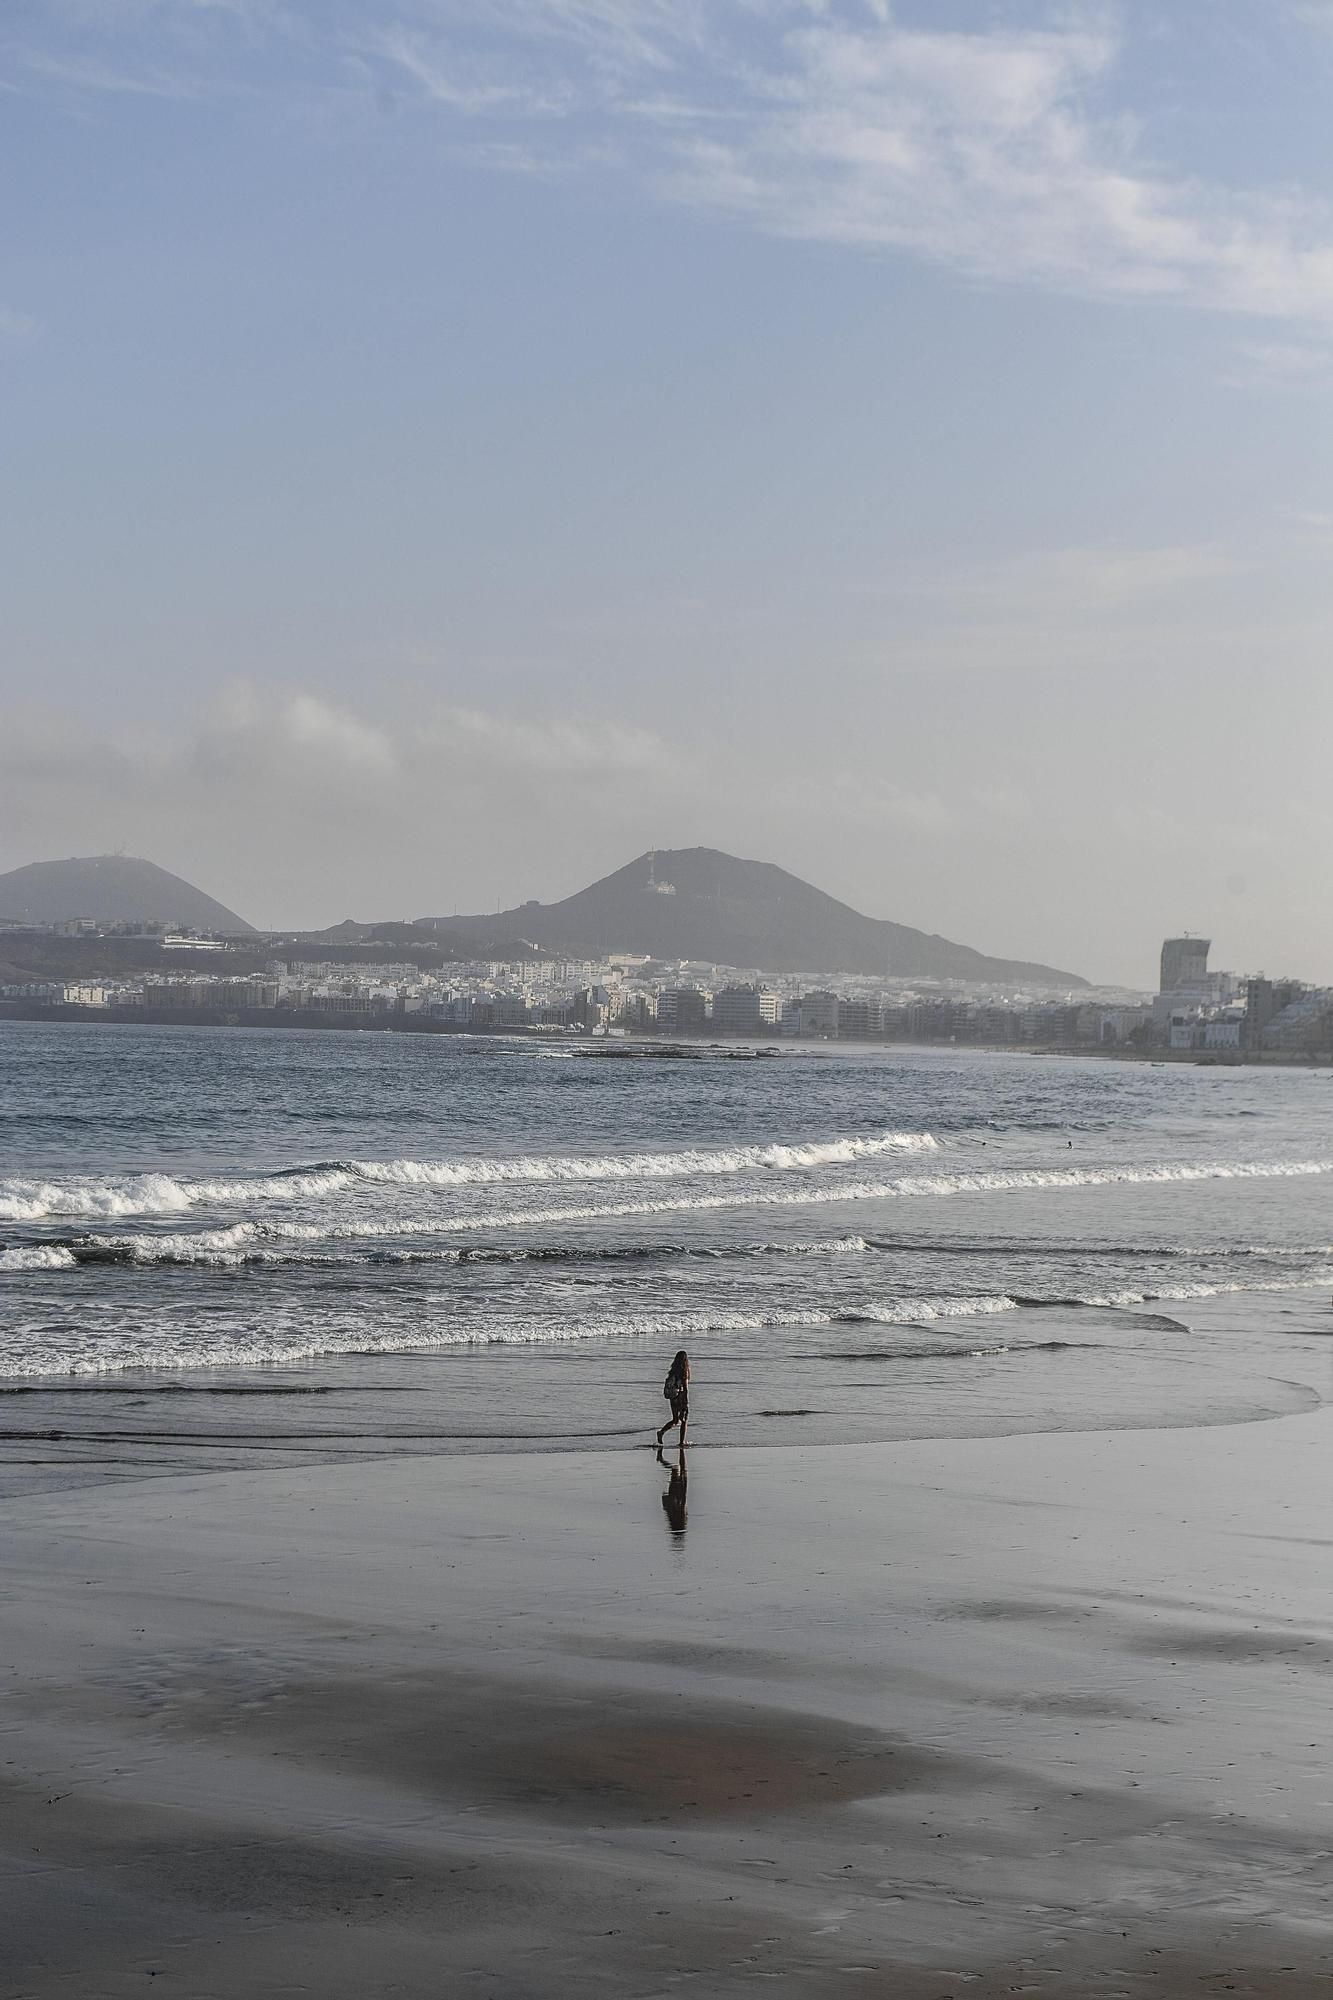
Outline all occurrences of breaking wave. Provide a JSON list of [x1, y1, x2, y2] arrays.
[[242, 1155, 1333, 1240], [0, 1131, 938, 1222], [0, 1291, 1038, 1376], [873, 1236, 1333, 1261], [8, 1160, 1333, 1270], [3, 1273, 1332, 1378], [0, 1245, 77, 1272], [352, 1133, 939, 1184], [20, 1228, 877, 1271]]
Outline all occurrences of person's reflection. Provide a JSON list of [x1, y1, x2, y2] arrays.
[[656, 1444, 688, 1540]]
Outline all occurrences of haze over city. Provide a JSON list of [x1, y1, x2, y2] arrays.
[[6, 1, 1333, 983]]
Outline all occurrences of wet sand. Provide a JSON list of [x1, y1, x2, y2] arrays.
[[6, 1413, 1333, 1997]]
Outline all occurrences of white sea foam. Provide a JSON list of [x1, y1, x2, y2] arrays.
[[0, 1172, 200, 1222], [1074, 1272, 1333, 1309], [14, 1156, 1333, 1268], [0, 1245, 77, 1271], [6, 1271, 1333, 1376], [0, 1131, 939, 1221], [297, 1154, 1333, 1238], [6, 1145, 1328, 1231], [15, 1231, 877, 1272], [776, 1235, 869, 1255], [840, 1293, 1020, 1322], [0, 1292, 1028, 1376], [82, 1222, 325, 1265]]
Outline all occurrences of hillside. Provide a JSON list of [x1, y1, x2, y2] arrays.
[[0, 856, 254, 934], [435, 848, 1085, 986], [301, 919, 535, 962]]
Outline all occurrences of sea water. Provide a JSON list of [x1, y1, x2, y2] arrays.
[[2, 1020, 1333, 1488]]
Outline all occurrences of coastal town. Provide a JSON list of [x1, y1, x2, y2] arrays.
[[2, 924, 1329, 1060]]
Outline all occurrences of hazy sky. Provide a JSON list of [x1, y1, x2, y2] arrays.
[[4, 2, 1333, 984]]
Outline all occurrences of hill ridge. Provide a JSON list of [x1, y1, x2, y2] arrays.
[[0, 855, 254, 934], [432, 847, 1084, 986]]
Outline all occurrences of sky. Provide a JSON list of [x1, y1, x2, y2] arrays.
[[3, 1, 1333, 986]]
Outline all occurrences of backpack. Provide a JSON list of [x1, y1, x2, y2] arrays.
[[663, 1362, 683, 1400]]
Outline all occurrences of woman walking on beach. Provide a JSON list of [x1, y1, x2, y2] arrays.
[[657, 1348, 691, 1445]]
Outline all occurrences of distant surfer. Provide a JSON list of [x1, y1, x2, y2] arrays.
[[657, 1348, 691, 1446]]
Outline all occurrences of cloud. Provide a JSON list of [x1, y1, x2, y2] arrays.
[[1223, 337, 1333, 387], [452, 0, 707, 77], [0, 682, 706, 919], [841, 528, 1333, 681], [195, 684, 398, 783], [373, 28, 570, 114], [1285, 507, 1333, 539], [0, 707, 136, 782], [17, 48, 204, 96], [369, 3, 1333, 330], [949, 541, 1235, 616], [811, 773, 958, 838], [423, 705, 687, 783], [802, 773, 1051, 843], [863, 540, 1237, 641], [14, 4, 1333, 328], [0, 682, 689, 812], [650, 12, 1333, 325]]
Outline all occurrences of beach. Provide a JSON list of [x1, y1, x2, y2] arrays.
[[8, 1408, 1333, 1997], [6, 1026, 1333, 1992]]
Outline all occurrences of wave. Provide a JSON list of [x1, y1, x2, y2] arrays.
[[1005, 1274, 1333, 1312], [0, 1171, 205, 1223], [350, 1134, 938, 1184], [37, 1225, 1329, 1317], [6, 1269, 1333, 1379], [17, 1227, 876, 1271], [0, 1131, 939, 1222], [54, 1222, 325, 1267], [37, 1220, 1332, 1277], [1077, 1276, 1333, 1308], [0, 1291, 1032, 1377], [0, 1245, 77, 1271], [6, 1147, 1330, 1232], [822, 1338, 1087, 1360], [239, 1155, 1333, 1240], [291, 1154, 1333, 1245], [868, 1236, 1333, 1262], [441, 1233, 871, 1267], [830, 1295, 1018, 1324], [8, 1158, 1333, 1268]]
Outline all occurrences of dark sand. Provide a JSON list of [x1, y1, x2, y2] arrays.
[[6, 1414, 1333, 1996]]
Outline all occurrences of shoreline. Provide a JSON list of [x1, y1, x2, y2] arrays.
[[9, 1409, 1333, 1995], [4, 1281, 1332, 1496], [4, 1005, 1331, 1067]]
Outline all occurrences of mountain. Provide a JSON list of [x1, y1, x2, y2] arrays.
[[0, 856, 254, 934], [434, 849, 1085, 986]]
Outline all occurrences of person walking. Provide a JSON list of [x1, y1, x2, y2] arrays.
[[657, 1348, 691, 1445]]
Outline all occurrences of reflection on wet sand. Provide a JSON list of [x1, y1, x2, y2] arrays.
[[657, 1445, 687, 1538]]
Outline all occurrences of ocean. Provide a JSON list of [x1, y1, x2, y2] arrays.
[[3, 1019, 1333, 1489]]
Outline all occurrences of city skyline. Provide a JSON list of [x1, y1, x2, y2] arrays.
[[7, 927, 1331, 1062], [5, 4, 1333, 984]]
